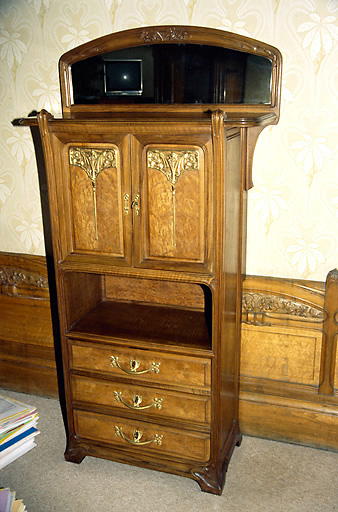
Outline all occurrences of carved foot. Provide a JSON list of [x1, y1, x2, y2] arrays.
[[192, 464, 225, 495], [64, 436, 87, 464], [193, 422, 242, 494]]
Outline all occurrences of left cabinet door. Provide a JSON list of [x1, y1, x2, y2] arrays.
[[43, 121, 132, 266]]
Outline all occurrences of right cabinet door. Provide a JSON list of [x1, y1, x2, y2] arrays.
[[131, 133, 215, 273]]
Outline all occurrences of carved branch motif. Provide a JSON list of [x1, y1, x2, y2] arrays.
[[242, 292, 324, 326], [69, 147, 117, 241], [141, 28, 188, 42], [0, 266, 48, 295], [140, 28, 276, 66], [147, 149, 199, 247], [232, 41, 277, 65]]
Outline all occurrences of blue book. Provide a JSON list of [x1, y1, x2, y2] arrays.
[[0, 426, 38, 453]]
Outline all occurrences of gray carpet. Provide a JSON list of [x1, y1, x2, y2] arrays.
[[1, 389, 337, 511]]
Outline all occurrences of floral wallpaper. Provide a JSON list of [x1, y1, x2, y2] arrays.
[[0, 0, 337, 281]]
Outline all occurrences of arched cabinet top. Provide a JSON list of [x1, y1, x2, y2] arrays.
[[59, 25, 282, 120]]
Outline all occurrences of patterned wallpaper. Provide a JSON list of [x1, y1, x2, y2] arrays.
[[0, 0, 337, 281]]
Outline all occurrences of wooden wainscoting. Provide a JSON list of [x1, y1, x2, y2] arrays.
[[0, 252, 57, 397], [0, 252, 337, 449], [240, 273, 338, 450]]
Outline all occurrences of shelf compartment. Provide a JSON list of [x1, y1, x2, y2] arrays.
[[68, 299, 212, 351]]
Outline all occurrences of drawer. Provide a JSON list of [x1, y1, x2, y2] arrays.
[[69, 339, 211, 391], [74, 408, 210, 463], [71, 374, 211, 425]]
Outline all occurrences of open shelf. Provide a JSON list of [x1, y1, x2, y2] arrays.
[[68, 300, 212, 351]]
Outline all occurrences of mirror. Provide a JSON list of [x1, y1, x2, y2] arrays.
[[71, 44, 272, 106]]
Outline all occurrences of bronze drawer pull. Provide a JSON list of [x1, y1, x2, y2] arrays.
[[113, 391, 163, 410], [115, 426, 163, 446], [110, 356, 160, 375]]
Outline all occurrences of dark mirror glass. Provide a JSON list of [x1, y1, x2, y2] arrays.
[[71, 44, 272, 105]]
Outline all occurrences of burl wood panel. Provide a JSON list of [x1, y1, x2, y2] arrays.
[[70, 149, 124, 255], [146, 146, 204, 261], [241, 325, 322, 386], [240, 272, 338, 451], [104, 275, 205, 309]]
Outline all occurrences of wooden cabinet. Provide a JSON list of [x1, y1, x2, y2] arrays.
[[46, 122, 214, 272], [28, 26, 281, 494]]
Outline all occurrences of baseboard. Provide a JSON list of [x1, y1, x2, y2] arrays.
[[239, 391, 338, 451], [1, 252, 337, 450]]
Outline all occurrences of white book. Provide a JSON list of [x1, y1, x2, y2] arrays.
[[0, 417, 38, 445], [0, 395, 35, 428], [0, 439, 36, 470]]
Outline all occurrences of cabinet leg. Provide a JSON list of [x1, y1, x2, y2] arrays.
[[193, 422, 242, 495], [193, 463, 225, 495], [64, 436, 87, 464]]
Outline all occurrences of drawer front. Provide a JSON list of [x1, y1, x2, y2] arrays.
[[74, 409, 210, 463], [71, 374, 211, 425], [69, 339, 211, 391]]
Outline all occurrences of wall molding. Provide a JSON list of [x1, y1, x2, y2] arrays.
[[0, 252, 337, 450]]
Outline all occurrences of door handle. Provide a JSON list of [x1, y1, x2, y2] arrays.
[[131, 194, 140, 215]]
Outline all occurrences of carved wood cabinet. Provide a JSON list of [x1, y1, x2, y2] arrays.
[[27, 26, 281, 494]]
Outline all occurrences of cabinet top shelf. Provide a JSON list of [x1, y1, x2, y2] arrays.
[[17, 110, 277, 129]]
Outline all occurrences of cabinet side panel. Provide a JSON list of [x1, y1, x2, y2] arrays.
[[220, 130, 243, 445]]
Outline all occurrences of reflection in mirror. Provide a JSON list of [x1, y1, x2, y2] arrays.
[[71, 44, 272, 105]]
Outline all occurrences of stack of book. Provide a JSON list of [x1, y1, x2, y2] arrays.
[[0, 488, 26, 512], [0, 394, 39, 470]]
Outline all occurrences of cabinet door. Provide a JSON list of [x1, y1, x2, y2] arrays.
[[49, 131, 132, 266], [131, 134, 214, 273], [69, 144, 124, 253]]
